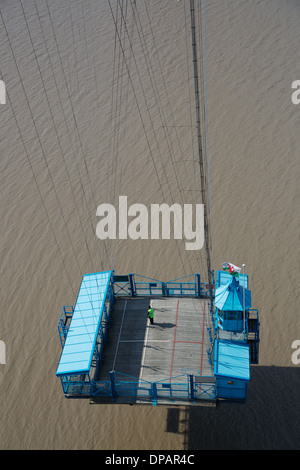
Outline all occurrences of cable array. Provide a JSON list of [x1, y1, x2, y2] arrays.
[[1, 0, 212, 302]]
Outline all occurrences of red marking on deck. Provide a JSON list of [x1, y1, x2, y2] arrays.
[[174, 341, 202, 344]]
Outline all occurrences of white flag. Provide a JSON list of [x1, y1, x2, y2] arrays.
[[222, 262, 241, 274]]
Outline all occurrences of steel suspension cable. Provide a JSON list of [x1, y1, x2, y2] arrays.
[[129, 0, 198, 276], [189, 0, 212, 284], [111, 0, 192, 278]]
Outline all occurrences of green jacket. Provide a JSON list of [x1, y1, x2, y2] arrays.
[[148, 308, 154, 318]]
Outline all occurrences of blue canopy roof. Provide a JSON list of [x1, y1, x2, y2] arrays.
[[56, 270, 113, 376], [214, 339, 250, 381], [215, 276, 251, 311]]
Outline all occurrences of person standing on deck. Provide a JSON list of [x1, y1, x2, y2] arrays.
[[148, 305, 154, 325]]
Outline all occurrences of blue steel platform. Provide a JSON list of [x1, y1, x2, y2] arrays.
[[56, 272, 216, 405], [56, 270, 259, 404]]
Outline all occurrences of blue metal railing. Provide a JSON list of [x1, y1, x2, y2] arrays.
[[112, 273, 211, 298], [58, 305, 74, 347], [246, 308, 260, 364], [60, 371, 216, 402], [113, 281, 131, 296]]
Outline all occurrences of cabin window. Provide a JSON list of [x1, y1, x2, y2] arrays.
[[227, 311, 237, 320], [222, 310, 243, 320]]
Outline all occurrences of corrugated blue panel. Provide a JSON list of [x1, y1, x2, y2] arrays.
[[214, 340, 250, 381], [56, 270, 112, 376]]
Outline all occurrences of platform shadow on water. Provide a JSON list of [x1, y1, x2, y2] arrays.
[[165, 366, 300, 450]]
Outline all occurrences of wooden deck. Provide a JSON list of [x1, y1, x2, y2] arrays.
[[96, 296, 213, 387]]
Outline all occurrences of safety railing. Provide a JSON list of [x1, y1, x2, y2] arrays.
[[58, 305, 74, 347], [91, 380, 112, 397], [60, 372, 216, 402], [246, 308, 260, 364], [193, 383, 216, 400], [60, 376, 91, 396], [113, 277, 131, 296], [112, 372, 192, 402], [112, 273, 212, 298], [191, 376, 217, 400]]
